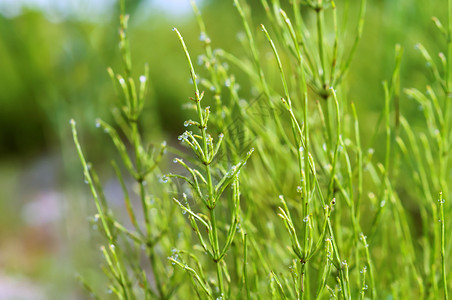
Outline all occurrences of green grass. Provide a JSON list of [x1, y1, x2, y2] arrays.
[[72, 0, 450, 299]]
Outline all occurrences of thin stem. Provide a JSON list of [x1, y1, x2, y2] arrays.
[[439, 192, 448, 300], [316, 1, 327, 89], [300, 262, 307, 299], [148, 248, 166, 299], [360, 233, 376, 299], [71, 120, 112, 241], [210, 209, 225, 296]]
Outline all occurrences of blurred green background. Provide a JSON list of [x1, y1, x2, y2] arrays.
[[0, 0, 445, 298]]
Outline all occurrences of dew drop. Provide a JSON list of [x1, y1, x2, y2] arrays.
[[197, 55, 205, 66], [199, 32, 207, 42]]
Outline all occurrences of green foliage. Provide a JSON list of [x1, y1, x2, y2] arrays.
[[72, 0, 451, 299]]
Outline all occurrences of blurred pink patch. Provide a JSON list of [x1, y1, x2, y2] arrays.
[[0, 272, 45, 300], [22, 191, 62, 226]]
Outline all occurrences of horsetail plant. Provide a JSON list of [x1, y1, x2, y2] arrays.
[[71, 1, 186, 298], [71, 0, 451, 299], [257, 3, 373, 298], [396, 0, 452, 297], [169, 28, 254, 299]]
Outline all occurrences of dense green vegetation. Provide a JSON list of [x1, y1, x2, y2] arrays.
[[0, 0, 450, 298]]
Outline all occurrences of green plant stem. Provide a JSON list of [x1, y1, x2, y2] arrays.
[[442, 0, 452, 201], [316, 1, 327, 89], [210, 208, 224, 296], [439, 192, 448, 300], [329, 1, 338, 87], [71, 120, 112, 241], [299, 262, 306, 299], [327, 90, 341, 200], [243, 234, 250, 300], [139, 181, 151, 238], [148, 248, 166, 299], [360, 233, 376, 299], [448, 0, 452, 88], [351, 103, 363, 222]]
